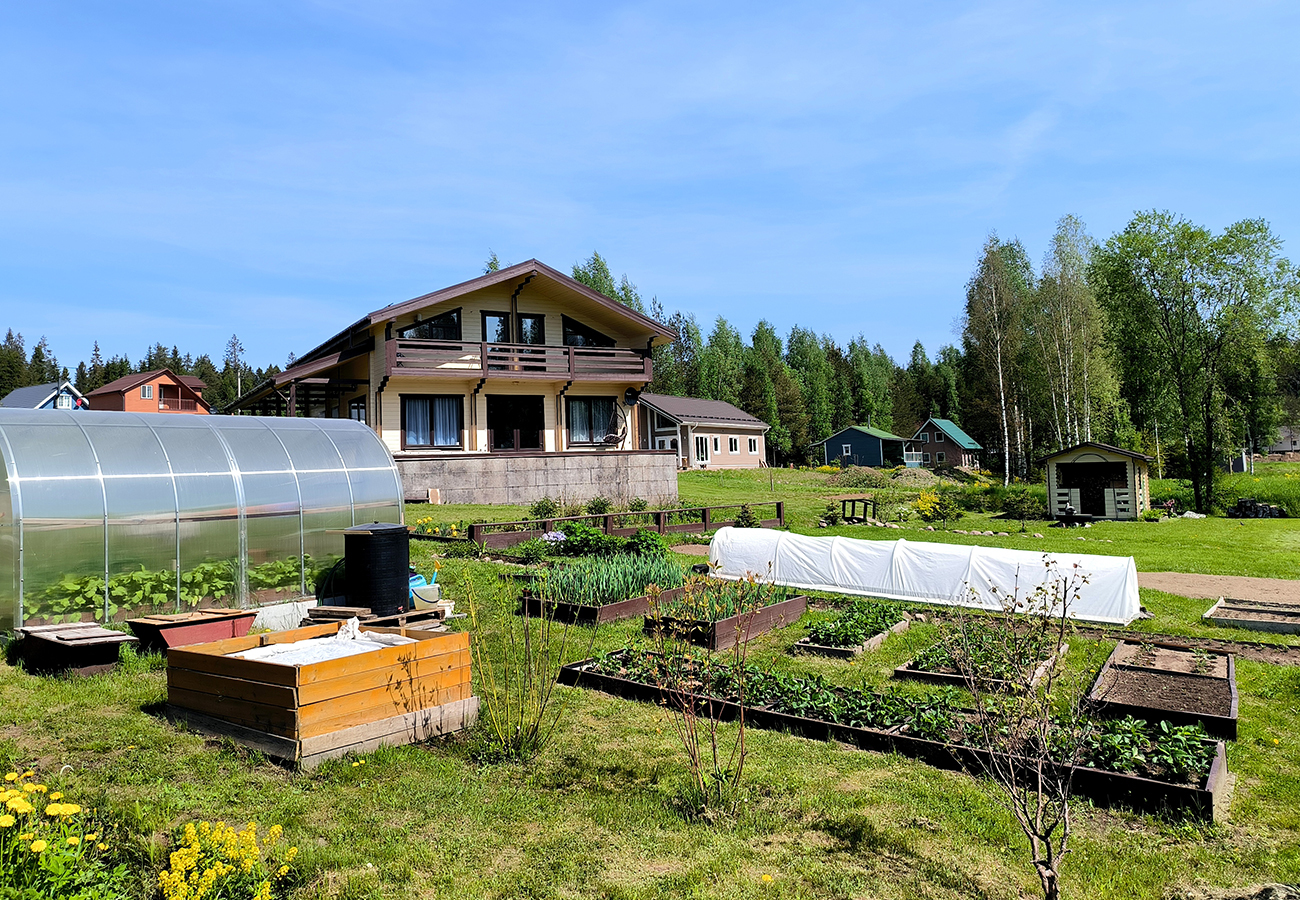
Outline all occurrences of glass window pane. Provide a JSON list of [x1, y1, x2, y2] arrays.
[[104, 474, 179, 618], [18, 478, 106, 624], [404, 398, 430, 446]]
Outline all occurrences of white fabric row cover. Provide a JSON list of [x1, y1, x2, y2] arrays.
[[708, 527, 1141, 625]]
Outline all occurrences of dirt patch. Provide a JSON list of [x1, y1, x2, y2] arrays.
[[1115, 642, 1229, 677], [1097, 668, 1234, 718], [1068, 626, 1300, 666], [671, 544, 709, 556], [1139, 572, 1300, 605]]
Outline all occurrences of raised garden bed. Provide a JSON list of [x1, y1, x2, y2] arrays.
[[894, 640, 1069, 691], [164, 622, 477, 768], [644, 594, 808, 650], [519, 586, 685, 625], [1202, 597, 1300, 635], [560, 650, 1228, 821], [15, 623, 139, 676], [1087, 641, 1238, 740], [794, 604, 913, 658], [127, 608, 258, 653]]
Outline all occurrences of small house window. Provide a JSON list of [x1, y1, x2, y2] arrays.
[[518, 314, 545, 345], [923, 452, 931, 464], [937, 452, 946, 463], [842, 444, 852, 457], [140, 385, 153, 399], [568, 397, 616, 444], [934, 432, 944, 443], [728, 437, 738, 453], [749, 438, 758, 454], [348, 398, 366, 424], [402, 395, 463, 448], [56, 393, 72, 409], [712, 437, 720, 453], [920, 432, 929, 443], [399, 308, 462, 341]]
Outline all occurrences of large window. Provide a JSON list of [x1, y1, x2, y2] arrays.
[[399, 308, 461, 341], [518, 314, 545, 345], [483, 312, 511, 344], [140, 385, 153, 399], [568, 397, 616, 445], [487, 395, 544, 451], [562, 315, 616, 348], [348, 398, 366, 424], [728, 437, 738, 453], [402, 395, 463, 449]]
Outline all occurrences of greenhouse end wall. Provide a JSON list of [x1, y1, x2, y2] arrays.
[[0, 410, 404, 631]]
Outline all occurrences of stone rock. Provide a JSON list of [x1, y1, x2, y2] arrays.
[[818, 522, 828, 528], [1033, 533, 1044, 538], [1168, 884, 1300, 900], [996, 532, 1009, 536], [925, 525, 935, 531]]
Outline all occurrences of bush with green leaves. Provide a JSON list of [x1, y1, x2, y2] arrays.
[[733, 504, 761, 528], [626, 528, 671, 556], [555, 521, 627, 556], [628, 497, 648, 512], [527, 496, 561, 520], [585, 495, 613, 515], [821, 503, 842, 526]]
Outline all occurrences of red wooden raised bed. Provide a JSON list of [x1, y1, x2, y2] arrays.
[[643, 594, 808, 650], [128, 609, 259, 653], [518, 587, 684, 625]]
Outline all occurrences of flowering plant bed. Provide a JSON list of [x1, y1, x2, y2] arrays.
[[560, 648, 1230, 821], [794, 602, 912, 658], [1087, 641, 1239, 740]]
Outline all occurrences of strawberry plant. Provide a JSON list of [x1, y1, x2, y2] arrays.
[[805, 600, 905, 648]]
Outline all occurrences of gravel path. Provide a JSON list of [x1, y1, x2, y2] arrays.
[[1138, 572, 1300, 605]]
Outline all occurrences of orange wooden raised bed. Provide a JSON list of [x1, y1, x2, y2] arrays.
[[163, 622, 477, 768]]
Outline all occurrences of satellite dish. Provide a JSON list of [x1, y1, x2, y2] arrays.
[[624, 387, 641, 405]]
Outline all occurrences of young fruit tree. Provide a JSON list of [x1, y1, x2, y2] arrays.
[[945, 559, 1093, 900]]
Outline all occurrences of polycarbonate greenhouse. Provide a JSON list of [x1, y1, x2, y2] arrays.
[[0, 409, 404, 630]]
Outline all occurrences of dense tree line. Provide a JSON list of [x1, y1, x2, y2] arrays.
[[0, 332, 280, 412]]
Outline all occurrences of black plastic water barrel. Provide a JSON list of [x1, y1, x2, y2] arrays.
[[343, 522, 410, 617]]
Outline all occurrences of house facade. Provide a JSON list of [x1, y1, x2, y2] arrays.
[[85, 370, 210, 414], [638, 393, 769, 469], [1040, 442, 1152, 520], [911, 417, 981, 469], [819, 425, 912, 468], [1265, 425, 1299, 455], [0, 381, 88, 411], [230, 260, 680, 505]]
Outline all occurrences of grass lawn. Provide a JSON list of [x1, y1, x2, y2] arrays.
[[4, 557, 1299, 899]]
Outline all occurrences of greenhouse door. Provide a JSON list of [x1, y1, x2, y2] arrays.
[[487, 396, 544, 451]]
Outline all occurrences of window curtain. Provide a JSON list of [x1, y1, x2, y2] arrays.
[[405, 398, 430, 446], [569, 399, 591, 444], [592, 398, 615, 439], [432, 396, 461, 447]]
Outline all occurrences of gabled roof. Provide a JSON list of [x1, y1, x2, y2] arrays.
[[86, 369, 205, 398], [918, 417, 981, 450], [289, 258, 679, 370], [1038, 441, 1153, 464], [639, 393, 769, 431], [0, 381, 85, 409], [821, 425, 910, 445]]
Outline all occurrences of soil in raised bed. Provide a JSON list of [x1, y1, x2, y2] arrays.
[[1094, 668, 1234, 719], [1114, 643, 1229, 678]]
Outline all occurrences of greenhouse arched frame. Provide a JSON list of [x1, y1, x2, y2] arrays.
[[0, 409, 404, 630]]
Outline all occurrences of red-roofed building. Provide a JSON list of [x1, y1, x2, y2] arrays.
[[85, 369, 211, 414]]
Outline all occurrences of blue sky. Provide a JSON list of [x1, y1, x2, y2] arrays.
[[2, 1, 1298, 372]]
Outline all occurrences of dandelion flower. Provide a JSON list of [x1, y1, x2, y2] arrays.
[[33, 784, 47, 793], [30, 839, 47, 853], [0, 814, 14, 827], [3, 773, 16, 782], [85, 832, 98, 840], [22, 771, 33, 778], [762, 874, 774, 883], [351, 762, 360, 768], [98, 843, 108, 851], [48, 792, 62, 800], [1275, 739, 1281, 745], [67, 836, 81, 846]]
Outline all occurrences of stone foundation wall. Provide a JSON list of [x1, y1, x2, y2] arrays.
[[396, 450, 680, 506]]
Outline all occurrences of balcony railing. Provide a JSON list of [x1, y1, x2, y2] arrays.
[[159, 398, 198, 411], [388, 339, 651, 381]]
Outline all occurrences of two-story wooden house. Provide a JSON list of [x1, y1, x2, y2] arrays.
[[85, 369, 210, 414], [230, 260, 681, 505]]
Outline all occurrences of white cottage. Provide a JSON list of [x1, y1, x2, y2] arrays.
[[1040, 442, 1153, 521]]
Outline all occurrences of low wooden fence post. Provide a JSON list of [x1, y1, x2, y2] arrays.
[[702, 507, 712, 530], [603, 514, 614, 535], [469, 523, 485, 545], [776, 501, 785, 527], [655, 511, 666, 533]]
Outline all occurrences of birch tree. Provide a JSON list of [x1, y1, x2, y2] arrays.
[[963, 236, 1029, 484]]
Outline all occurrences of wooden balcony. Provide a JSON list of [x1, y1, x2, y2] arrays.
[[387, 339, 651, 382]]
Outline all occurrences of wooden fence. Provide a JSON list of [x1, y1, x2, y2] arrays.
[[464, 501, 785, 550]]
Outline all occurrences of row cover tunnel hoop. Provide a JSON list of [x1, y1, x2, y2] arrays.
[[0, 410, 404, 630]]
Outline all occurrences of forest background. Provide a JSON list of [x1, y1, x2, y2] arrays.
[[5, 209, 1299, 511]]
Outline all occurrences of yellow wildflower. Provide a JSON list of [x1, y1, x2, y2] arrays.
[[85, 832, 98, 840], [49, 792, 62, 800], [21, 784, 36, 793], [33, 784, 47, 793], [22, 770, 33, 777], [762, 873, 774, 883], [8, 799, 34, 815], [30, 839, 47, 853], [3, 773, 16, 782], [18, 832, 33, 840], [67, 836, 81, 846], [0, 814, 14, 827], [98, 843, 107, 851]]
